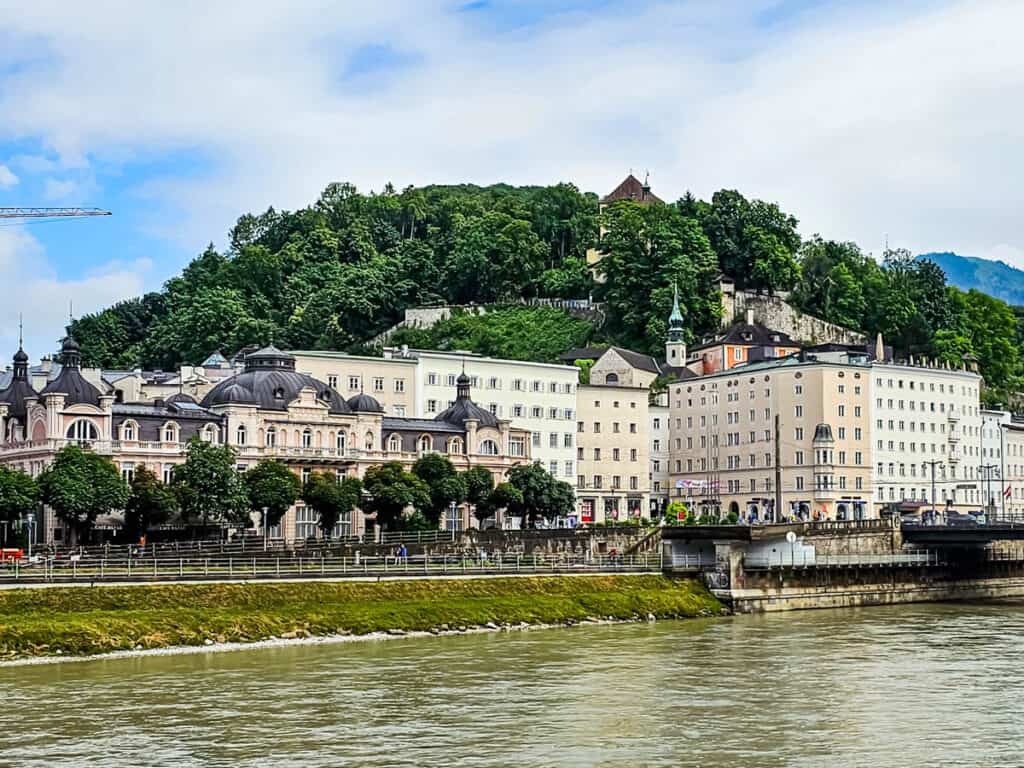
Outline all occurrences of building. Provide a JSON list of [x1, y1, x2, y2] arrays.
[[0, 340, 531, 543], [291, 350, 418, 416], [686, 309, 801, 376], [871, 360, 983, 515], [575, 348, 656, 523], [668, 350, 874, 521], [649, 398, 670, 514]]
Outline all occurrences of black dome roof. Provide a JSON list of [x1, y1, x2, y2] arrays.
[[166, 392, 197, 405], [0, 378, 37, 424], [13, 348, 28, 364], [435, 371, 498, 428], [347, 393, 384, 413], [39, 367, 102, 407], [200, 347, 350, 413]]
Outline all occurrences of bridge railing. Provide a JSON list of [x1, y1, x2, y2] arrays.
[[745, 550, 941, 570]]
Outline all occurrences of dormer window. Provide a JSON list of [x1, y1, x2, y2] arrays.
[[741, 331, 753, 341], [273, 387, 285, 400], [388, 434, 402, 453], [162, 422, 180, 443]]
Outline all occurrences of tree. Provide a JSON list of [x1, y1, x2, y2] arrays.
[[172, 438, 249, 529], [362, 462, 431, 531], [303, 471, 363, 537], [244, 459, 301, 529], [412, 453, 468, 526], [506, 462, 575, 527], [0, 466, 39, 541], [123, 466, 178, 540], [475, 482, 523, 524], [38, 445, 129, 544], [463, 466, 495, 510], [447, 211, 547, 303]]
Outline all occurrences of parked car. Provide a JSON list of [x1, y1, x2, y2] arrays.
[[946, 512, 979, 527]]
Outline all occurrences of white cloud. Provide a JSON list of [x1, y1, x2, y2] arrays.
[[0, 0, 1020, 268], [0, 227, 149, 360], [0, 164, 17, 188], [42, 178, 76, 200]]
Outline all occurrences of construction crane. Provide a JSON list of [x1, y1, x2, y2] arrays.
[[0, 207, 111, 220]]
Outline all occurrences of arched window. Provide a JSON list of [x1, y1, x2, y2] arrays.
[[605, 372, 619, 385], [162, 422, 180, 443], [67, 420, 98, 442], [387, 434, 402, 453], [448, 437, 464, 455], [365, 431, 375, 451], [478, 439, 499, 456], [120, 421, 137, 442], [266, 427, 277, 447], [336, 432, 347, 453], [418, 435, 432, 454], [236, 425, 247, 446], [302, 429, 313, 448], [203, 424, 218, 444]]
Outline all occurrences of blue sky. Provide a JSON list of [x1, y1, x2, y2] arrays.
[[1, 0, 1022, 360]]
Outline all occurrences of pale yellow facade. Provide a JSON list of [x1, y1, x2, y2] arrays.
[[291, 351, 418, 416]]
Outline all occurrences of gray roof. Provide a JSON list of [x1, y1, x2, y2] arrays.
[[383, 417, 464, 434], [691, 321, 797, 353], [39, 366, 102, 407], [114, 402, 221, 421], [347, 393, 384, 413], [607, 346, 661, 374], [435, 373, 499, 427]]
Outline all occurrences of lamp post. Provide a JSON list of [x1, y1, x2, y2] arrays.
[[262, 506, 269, 551], [25, 512, 35, 560]]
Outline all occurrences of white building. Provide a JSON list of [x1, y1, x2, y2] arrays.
[[871, 362, 983, 515], [650, 398, 670, 514], [383, 348, 579, 482]]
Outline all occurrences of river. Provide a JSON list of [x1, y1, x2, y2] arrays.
[[2, 602, 1022, 767]]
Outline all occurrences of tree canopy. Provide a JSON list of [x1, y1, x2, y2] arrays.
[[302, 471, 363, 537], [124, 466, 178, 540], [172, 438, 250, 528], [0, 466, 39, 530], [38, 445, 129, 543], [244, 459, 301, 528], [361, 462, 431, 531]]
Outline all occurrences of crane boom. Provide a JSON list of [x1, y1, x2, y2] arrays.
[[0, 207, 112, 219]]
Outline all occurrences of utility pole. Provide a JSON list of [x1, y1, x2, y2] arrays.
[[774, 413, 782, 524], [924, 460, 942, 521], [980, 464, 999, 522]]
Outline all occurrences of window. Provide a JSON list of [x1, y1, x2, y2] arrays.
[[488, 377, 499, 390], [795, 405, 803, 418], [121, 462, 134, 483], [418, 435, 432, 454], [838, 405, 846, 417], [549, 433, 559, 448], [509, 438, 525, 457], [612, 448, 620, 461], [795, 450, 804, 465], [612, 422, 620, 434], [593, 475, 602, 489], [163, 464, 175, 484], [448, 437, 465, 455], [513, 404, 524, 418], [265, 427, 277, 447], [532, 406, 543, 419], [479, 439, 499, 456], [203, 424, 218, 444], [629, 476, 638, 490], [565, 461, 573, 476], [796, 476, 804, 490], [563, 434, 573, 448], [365, 432, 375, 451], [121, 422, 137, 441], [594, 422, 601, 434], [630, 448, 638, 462], [336, 432, 347, 453], [532, 432, 541, 447], [162, 422, 179, 443], [512, 378, 523, 391], [548, 407, 559, 419], [387, 434, 402, 452], [427, 399, 438, 414], [394, 379, 405, 393], [302, 429, 313, 448], [427, 373, 438, 386], [653, 418, 661, 429], [629, 423, 637, 434], [606, 373, 620, 385], [236, 426, 247, 446], [393, 405, 406, 417], [447, 374, 458, 387], [549, 461, 558, 476], [327, 375, 338, 389], [348, 376, 360, 390]]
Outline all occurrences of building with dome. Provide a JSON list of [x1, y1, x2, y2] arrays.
[[0, 341, 530, 544]]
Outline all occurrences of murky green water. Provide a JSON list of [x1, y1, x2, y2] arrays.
[[2, 603, 1022, 767]]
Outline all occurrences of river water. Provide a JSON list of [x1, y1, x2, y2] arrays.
[[2, 602, 1022, 767]]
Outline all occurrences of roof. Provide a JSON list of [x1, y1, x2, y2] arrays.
[[383, 417, 464, 434], [690, 321, 797, 353], [606, 346, 661, 374], [659, 363, 698, 381], [347, 393, 384, 413], [39, 366, 103, 407], [113, 402, 221, 421], [601, 174, 663, 205], [559, 347, 608, 364], [0, 377, 37, 423]]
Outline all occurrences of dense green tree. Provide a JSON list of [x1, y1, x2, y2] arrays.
[[38, 445, 129, 544], [474, 481, 523, 524], [0, 466, 39, 537], [696, 189, 801, 293], [447, 211, 547, 302], [463, 466, 495, 511], [302, 472, 363, 537], [123, 466, 178, 540], [172, 438, 249, 529], [361, 462, 432, 531], [597, 201, 720, 353], [506, 462, 575, 527], [244, 460, 301, 529], [412, 453, 468, 526]]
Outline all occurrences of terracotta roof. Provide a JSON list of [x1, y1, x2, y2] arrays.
[[600, 174, 663, 205]]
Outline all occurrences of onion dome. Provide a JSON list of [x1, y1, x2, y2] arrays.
[[0, 345, 38, 424], [39, 333, 101, 407], [347, 393, 384, 413], [201, 346, 351, 413], [435, 371, 498, 427], [165, 392, 197, 406]]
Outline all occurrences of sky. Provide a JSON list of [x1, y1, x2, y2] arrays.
[[1, 0, 1022, 361]]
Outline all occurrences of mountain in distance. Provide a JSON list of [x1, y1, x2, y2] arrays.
[[918, 251, 1024, 307]]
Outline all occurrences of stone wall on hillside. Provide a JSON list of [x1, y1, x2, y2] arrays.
[[720, 282, 866, 345]]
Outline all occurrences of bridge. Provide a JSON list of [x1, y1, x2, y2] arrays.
[[900, 523, 1024, 547]]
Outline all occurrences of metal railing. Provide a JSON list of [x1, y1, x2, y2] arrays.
[[669, 553, 718, 569], [744, 549, 942, 569], [0, 552, 663, 585]]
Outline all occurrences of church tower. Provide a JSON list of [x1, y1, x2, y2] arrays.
[[665, 283, 687, 366]]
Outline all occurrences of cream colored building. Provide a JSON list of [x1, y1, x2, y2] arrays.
[[575, 347, 657, 523], [383, 348, 579, 485], [650, 399, 669, 514], [669, 350, 874, 521], [871, 362, 983, 515], [291, 350, 418, 416]]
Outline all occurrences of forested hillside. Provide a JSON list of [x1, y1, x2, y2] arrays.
[[920, 252, 1024, 307], [69, 181, 1024, 406]]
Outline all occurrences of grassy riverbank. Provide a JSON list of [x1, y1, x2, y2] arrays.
[[0, 575, 722, 660]]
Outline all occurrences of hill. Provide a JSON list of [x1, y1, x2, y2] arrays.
[[919, 252, 1024, 307]]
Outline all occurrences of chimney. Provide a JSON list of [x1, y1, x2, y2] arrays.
[[745, 308, 754, 325]]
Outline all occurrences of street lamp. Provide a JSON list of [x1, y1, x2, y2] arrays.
[[262, 506, 269, 551], [25, 512, 35, 560]]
